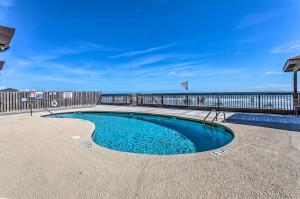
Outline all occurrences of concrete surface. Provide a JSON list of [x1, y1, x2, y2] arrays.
[[0, 105, 299, 199]]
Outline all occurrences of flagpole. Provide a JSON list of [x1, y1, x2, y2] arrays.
[[180, 81, 189, 107], [186, 81, 189, 107]]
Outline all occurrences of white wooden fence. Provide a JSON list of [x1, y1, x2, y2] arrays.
[[0, 91, 101, 113]]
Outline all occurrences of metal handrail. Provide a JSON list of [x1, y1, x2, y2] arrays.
[[204, 109, 226, 124], [204, 109, 217, 121], [211, 111, 226, 124], [43, 106, 57, 117], [218, 111, 226, 122], [210, 113, 219, 124]]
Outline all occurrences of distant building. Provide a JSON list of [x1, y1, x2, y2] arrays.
[[0, 88, 19, 92]]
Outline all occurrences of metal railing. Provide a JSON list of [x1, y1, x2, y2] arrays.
[[204, 109, 226, 124], [204, 109, 218, 122], [42, 106, 56, 117], [100, 92, 298, 114]]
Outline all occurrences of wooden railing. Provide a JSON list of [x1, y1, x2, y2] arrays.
[[0, 91, 101, 113], [100, 92, 298, 114]]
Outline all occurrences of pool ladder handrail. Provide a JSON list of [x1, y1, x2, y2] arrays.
[[204, 109, 226, 124], [204, 109, 217, 121], [43, 106, 57, 117], [218, 111, 226, 123]]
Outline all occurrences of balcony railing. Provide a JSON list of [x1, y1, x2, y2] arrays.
[[100, 92, 298, 114]]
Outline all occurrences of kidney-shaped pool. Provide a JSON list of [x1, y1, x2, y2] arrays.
[[54, 112, 234, 155]]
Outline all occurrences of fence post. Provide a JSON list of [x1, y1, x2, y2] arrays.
[[97, 92, 102, 105], [30, 100, 33, 116], [152, 95, 154, 105], [136, 94, 139, 105], [258, 94, 261, 109], [161, 95, 164, 106], [186, 94, 189, 107]]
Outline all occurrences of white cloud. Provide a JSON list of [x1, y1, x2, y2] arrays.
[[4, 42, 120, 76], [270, 42, 300, 53], [129, 60, 241, 79], [265, 71, 284, 75], [0, 0, 14, 7], [29, 42, 118, 62], [0, 61, 95, 86], [124, 54, 169, 67], [168, 71, 177, 76], [35, 75, 85, 84], [0, 43, 114, 86], [130, 61, 199, 77], [9, 58, 100, 77], [113, 53, 183, 70], [235, 9, 284, 30], [1, 40, 240, 89], [110, 43, 175, 59], [0, 0, 14, 23]]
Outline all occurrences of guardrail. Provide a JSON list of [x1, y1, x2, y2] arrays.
[[100, 92, 298, 114], [0, 91, 101, 113]]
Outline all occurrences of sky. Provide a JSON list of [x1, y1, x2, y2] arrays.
[[0, 0, 300, 93]]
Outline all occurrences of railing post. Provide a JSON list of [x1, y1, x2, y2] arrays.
[[161, 95, 164, 106], [152, 95, 154, 105], [97, 92, 102, 105], [130, 94, 133, 105], [30, 100, 33, 116], [294, 71, 298, 103], [258, 94, 261, 109], [186, 94, 189, 107]]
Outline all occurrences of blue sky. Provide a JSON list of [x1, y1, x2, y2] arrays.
[[0, 0, 300, 93]]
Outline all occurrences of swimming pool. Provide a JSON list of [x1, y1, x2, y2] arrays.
[[55, 112, 234, 155]]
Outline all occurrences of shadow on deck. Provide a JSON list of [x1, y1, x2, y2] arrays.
[[227, 113, 300, 132]]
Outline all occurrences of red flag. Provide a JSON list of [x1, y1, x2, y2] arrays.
[[180, 81, 188, 90]]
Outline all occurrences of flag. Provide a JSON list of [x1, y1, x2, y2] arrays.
[[0, 61, 4, 71], [180, 81, 188, 91]]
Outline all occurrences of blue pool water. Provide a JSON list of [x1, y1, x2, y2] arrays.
[[56, 112, 234, 155]]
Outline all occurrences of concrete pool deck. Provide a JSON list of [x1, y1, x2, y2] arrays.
[[0, 105, 299, 198]]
